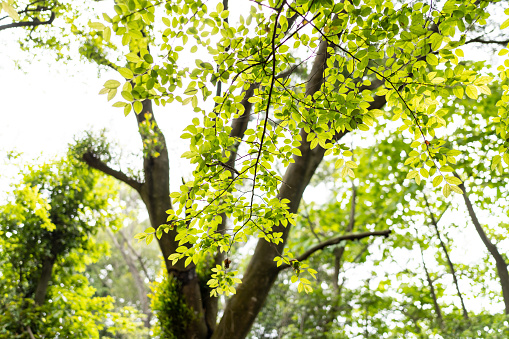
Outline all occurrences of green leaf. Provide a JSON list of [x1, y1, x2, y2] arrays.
[[345, 161, 358, 168], [143, 54, 154, 63], [118, 68, 134, 79], [465, 85, 478, 99], [432, 175, 443, 187], [450, 185, 463, 194], [445, 176, 462, 185], [492, 155, 502, 170], [503, 153, 509, 165], [335, 158, 344, 169], [124, 105, 131, 116], [2, 2, 20, 21], [426, 54, 439, 66], [89, 21, 105, 30], [501, 18, 509, 30], [104, 80, 121, 89], [103, 26, 111, 42], [133, 101, 143, 114], [431, 77, 445, 84], [121, 90, 133, 101], [99, 87, 109, 95], [443, 184, 451, 197], [452, 86, 464, 99], [112, 101, 127, 108], [292, 148, 302, 157], [145, 234, 154, 245], [107, 88, 117, 101]]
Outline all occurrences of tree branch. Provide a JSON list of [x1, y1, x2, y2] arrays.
[[82, 152, 143, 193], [0, 11, 55, 32], [457, 172, 509, 314], [465, 36, 509, 46], [277, 230, 391, 271]]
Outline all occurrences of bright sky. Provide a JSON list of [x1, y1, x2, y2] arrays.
[[0, 35, 197, 199]]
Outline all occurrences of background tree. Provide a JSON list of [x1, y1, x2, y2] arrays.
[[0, 156, 147, 338]]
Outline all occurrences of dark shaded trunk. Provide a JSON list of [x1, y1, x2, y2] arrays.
[[34, 256, 55, 305], [83, 99, 209, 338], [459, 179, 509, 314], [136, 100, 208, 338]]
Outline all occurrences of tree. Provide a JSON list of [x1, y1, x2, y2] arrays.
[[5, 0, 509, 337], [56, 0, 509, 338], [0, 156, 147, 338]]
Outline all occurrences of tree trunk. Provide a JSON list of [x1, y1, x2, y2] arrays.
[[34, 256, 55, 305], [83, 32, 388, 339], [459, 179, 509, 314], [135, 100, 209, 338]]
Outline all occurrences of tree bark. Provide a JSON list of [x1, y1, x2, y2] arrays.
[[34, 256, 55, 306], [135, 100, 209, 338], [459, 179, 509, 314]]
